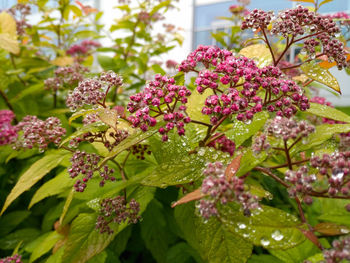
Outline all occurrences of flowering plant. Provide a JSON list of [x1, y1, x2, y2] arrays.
[[0, 0, 350, 262]]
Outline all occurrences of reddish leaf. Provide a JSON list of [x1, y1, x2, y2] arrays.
[[171, 188, 204, 208], [314, 222, 350, 236], [225, 154, 242, 180], [299, 228, 323, 250]]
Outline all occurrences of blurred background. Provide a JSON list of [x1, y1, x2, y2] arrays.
[[1, 0, 349, 107]]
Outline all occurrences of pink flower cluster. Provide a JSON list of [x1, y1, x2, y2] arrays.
[[323, 236, 350, 263], [310, 152, 350, 197], [198, 162, 259, 219], [271, 6, 339, 38], [0, 254, 22, 263], [127, 74, 191, 141], [96, 196, 140, 234], [180, 45, 309, 124], [0, 110, 17, 145], [68, 150, 116, 192], [66, 71, 123, 111], [252, 133, 270, 154], [66, 40, 101, 57], [266, 116, 315, 141], [15, 116, 66, 150], [45, 64, 89, 91], [285, 166, 316, 204], [207, 133, 235, 156], [8, 4, 31, 36], [242, 6, 349, 69]]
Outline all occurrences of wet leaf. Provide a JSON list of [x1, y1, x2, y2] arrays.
[[301, 61, 340, 94], [314, 222, 350, 236], [225, 154, 242, 180], [175, 203, 253, 263], [306, 102, 350, 123], [171, 189, 204, 208], [220, 203, 305, 249], [239, 44, 273, 67]]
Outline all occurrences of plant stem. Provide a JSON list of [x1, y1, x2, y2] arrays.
[[261, 27, 276, 65], [254, 166, 289, 188], [268, 159, 310, 169], [284, 139, 293, 170], [190, 119, 212, 127], [0, 90, 18, 124]]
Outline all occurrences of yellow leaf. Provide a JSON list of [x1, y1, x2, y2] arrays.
[[292, 74, 309, 83], [98, 108, 119, 130], [0, 34, 20, 54], [51, 56, 74, 66], [289, 0, 314, 3], [301, 61, 341, 94], [239, 44, 273, 67], [0, 12, 19, 54]]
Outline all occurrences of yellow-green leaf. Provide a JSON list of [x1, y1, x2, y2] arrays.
[[319, 0, 333, 8], [51, 56, 74, 66], [239, 44, 273, 67], [300, 61, 341, 94], [0, 151, 69, 215], [186, 88, 212, 124], [0, 12, 19, 54]]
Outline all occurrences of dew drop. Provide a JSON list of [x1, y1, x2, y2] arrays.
[[238, 223, 247, 229], [271, 230, 284, 241], [260, 237, 270, 246], [340, 228, 350, 234]]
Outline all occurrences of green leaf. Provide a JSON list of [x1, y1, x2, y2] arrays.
[[247, 255, 284, 263], [226, 111, 269, 147], [151, 64, 166, 75], [211, 32, 227, 47], [300, 61, 340, 94], [186, 88, 212, 124], [62, 187, 155, 263], [219, 204, 305, 249], [166, 242, 202, 263], [236, 149, 268, 177], [62, 213, 114, 263], [306, 103, 350, 123], [175, 203, 253, 263], [102, 121, 161, 164], [70, 5, 83, 17], [174, 72, 185, 86], [29, 231, 62, 263], [140, 200, 173, 263], [0, 210, 31, 236], [68, 108, 99, 125], [316, 199, 350, 227], [59, 189, 74, 225], [45, 246, 65, 263], [150, 0, 172, 15], [269, 239, 322, 263], [97, 55, 117, 71], [1, 150, 70, 215], [141, 131, 232, 187], [292, 124, 350, 155], [29, 170, 73, 208], [0, 228, 40, 250], [239, 44, 273, 67], [305, 253, 324, 263], [60, 122, 109, 146]]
